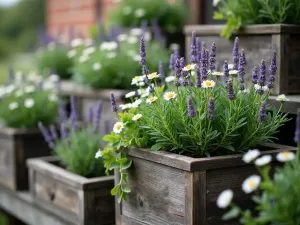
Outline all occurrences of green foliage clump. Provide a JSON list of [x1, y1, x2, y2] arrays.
[[0, 73, 59, 128], [214, 0, 300, 38], [37, 43, 73, 79], [109, 0, 189, 33]]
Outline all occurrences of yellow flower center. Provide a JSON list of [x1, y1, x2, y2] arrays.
[[167, 93, 174, 98], [249, 180, 256, 188], [185, 65, 192, 70], [134, 76, 140, 81], [205, 81, 212, 86], [149, 97, 156, 101], [215, 72, 222, 75], [282, 152, 290, 158], [116, 124, 122, 130]]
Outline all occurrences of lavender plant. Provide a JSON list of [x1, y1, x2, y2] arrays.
[[39, 97, 105, 177], [99, 33, 288, 202], [0, 70, 59, 128]]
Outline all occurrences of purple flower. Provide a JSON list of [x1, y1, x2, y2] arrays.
[[38, 122, 52, 143], [238, 56, 245, 90], [110, 93, 118, 112], [173, 49, 180, 61], [258, 101, 267, 122], [240, 49, 247, 66], [58, 102, 67, 123], [294, 109, 300, 143], [209, 42, 216, 70], [190, 31, 198, 64], [60, 122, 68, 139], [223, 61, 229, 77], [175, 81, 181, 87], [181, 78, 189, 86], [70, 96, 78, 120], [180, 57, 189, 77], [93, 101, 103, 133], [252, 66, 259, 84], [227, 80, 236, 100], [196, 37, 201, 63], [88, 106, 93, 123], [142, 65, 149, 76], [50, 124, 58, 140], [104, 120, 110, 135], [149, 85, 155, 93], [232, 37, 239, 70], [174, 58, 182, 78], [169, 54, 174, 70], [239, 83, 245, 91], [269, 51, 277, 75], [196, 66, 202, 88], [208, 97, 215, 120], [267, 82, 274, 89], [139, 37, 146, 64], [187, 96, 196, 117], [258, 59, 266, 86]]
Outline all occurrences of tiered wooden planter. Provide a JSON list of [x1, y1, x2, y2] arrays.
[[184, 24, 300, 95], [116, 143, 296, 225], [27, 156, 115, 225], [0, 127, 50, 190]]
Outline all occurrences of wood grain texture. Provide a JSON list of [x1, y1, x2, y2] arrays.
[[28, 157, 115, 225]]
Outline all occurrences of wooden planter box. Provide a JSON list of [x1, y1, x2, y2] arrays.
[[116, 143, 296, 225], [0, 127, 50, 190], [184, 24, 300, 95], [27, 156, 115, 225]]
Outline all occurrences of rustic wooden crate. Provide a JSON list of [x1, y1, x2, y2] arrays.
[[0, 127, 50, 191], [116, 143, 296, 225], [184, 24, 300, 95], [27, 156, 115, 225]]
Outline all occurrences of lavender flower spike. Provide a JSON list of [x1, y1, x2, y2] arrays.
[[38, 122, 52, 143], [174, 58, 182, 78], [70, 96, 78, 120], [190, 31, 198, 64], [238, 56, 245, 91], [258, 59, 266, 86], [209, 42, 216, 70], [196, 66, 202, 88], [258, 101, 267, 122], [187, 96, 196, 117], [269, 51, 277, 75], [232, 37, 239, 70], [227, 80, 236, 100], [110, 93, 118, 112], [88, 105, 94, 123], [139, 37, 146, 62], [208, 97, 215, 120], [223, 61, 229, 77], [252, 66, 259, 84], [294, 109, 300, 143], [93, 101, 103, 133], [60, 122, 68, 139], [240, 49, 247, 66], [196, 37, 201, 63], [50, 124, 58, 140]]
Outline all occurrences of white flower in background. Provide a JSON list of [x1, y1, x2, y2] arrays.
[[164, 92, 177, 101], [276, 151, 295, 162], [132, 55, 141, 62], [0, 87, 6, 98], [191, 70, 196, 76], [5, 84, 15, 94], [262, 86, 269, 91], [242, 149, 260, 163], [117, 34, 128, 42], [132, 99, 142, 108], [213, 0, 221, 7], [228, 64, 234, 70], [217, 189, 233, 208], [119, 103, 132, 110], [49, 94, 58, 102], [146, 96, 158, 104], [25, 85, 35, 93], [135, 8, 146, 18], [239, 89, 250, 94], [43, 81, 55, 90], [242, 175, 261, 193], [100, 41, 118, 51], [84, 39, 93, 46], [47, 42, 56, 51], [255, 155, 272, 166], [9, 102, 19, 110], [83, 46, 96, 56], [183, 64, 196, 71], [127, 36, 138, 44], [15, 90, 23, 97], [92, 63, 102, 71], [138, 82, 145, 87], [144, 32, 152, 41], [15, 71, 23, 85], [165, 76, 176, 83], [48, 74, 59, 82], [71, 38, 84, 48], [130, 28, 143, 36], [113, 122, 124, 134], [95, 149, 103, 159], [123, 6, 132, 15], [132, 114, 142, 121], [141, 91, 149, 97], [131, 76, 145, 85], [27, 71, 39, 82], [254, 84, 269, 92], [170, 43, 180, 51], [125, 91, 136, 98], [147, 72, 161, 80], [202, 80, 216, 88], [229, 70, 238, 75], [127, 50, 137, 56], [213, 71, 224, 76], [276, 94, 289, 102], [107, 52, 117, 59], [67, 49, 77, 58], [79, 55, 89, 63], [24, 98, 35, 108]]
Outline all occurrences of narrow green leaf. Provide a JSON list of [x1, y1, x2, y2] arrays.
[[151, 143, 163, 151], [222, 207, 240, 220]]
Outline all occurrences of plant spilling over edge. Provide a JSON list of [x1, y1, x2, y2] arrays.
[[39, 96, 106, 178], [97, 32, 289, 202]]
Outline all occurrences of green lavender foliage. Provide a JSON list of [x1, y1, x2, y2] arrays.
[[54, 125, 105, 177], [214, 0, 300, 38], [37, 43, 73, 79], [109, 0, 189, 33]]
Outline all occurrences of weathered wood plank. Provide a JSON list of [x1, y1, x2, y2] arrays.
[[269, 95, 300, 114]]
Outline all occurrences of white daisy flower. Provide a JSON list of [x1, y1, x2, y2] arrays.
[[15, 90, 23, 97], [276, 94, 289, 102], [141, 92, 149, 98], [228, 64, 234, 70], [127, 36, 138, 44], [83, 46, 96, 56], [164, 92, 177, 101], [255, 155, 272, 166], [147, 72, 161, 80], [113, 122, 124, 134], [43, 81, 55, 90], [49, 94, 58, 102], [132, 55, 141, 62], [229, 70, 238, 75], [5, 85, 15, 94], [130, 28, 143, 36], [183, 64, 196, 71], [107, 52, 117, 59], [70, 38, 84, 48], [100, 41, 118, 51], [144, 32, 152, 41], [132, 99, 142, 108], [9, 102, 19, 110], [135, 8, 146, 18], [165, 76, 176, 83], [119, 103, 132, 110], [213, 71, 224, 76], [84, 39, 93, 46], [132, 114, 142, 121], [276, 151, 295, 162], [95, 149, 102, 159], [125, 91, 136, 98], [67, 49, 77, 58], [146, 96, 158, 104], [48, 74, 59, 82], [131, 76, 144, 85], [24, 98, 35, 108], [79, 55, 89, 63], [123, 6, 132, 15], [92, 63, 102, 71], [217, 189, 233, 208], [201, 80, 216, 88], [262, 86, 269, 91], [254, 84, 268, 92], [24, 85, 35, 93], [242, 175, 261, 194], [117, 34, 128, 42], [170, 43, 180, 51], [242, 149, 260, 163], [138, 81, 145, 86]]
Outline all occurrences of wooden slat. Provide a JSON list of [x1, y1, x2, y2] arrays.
[[269, 95, 300, 114]]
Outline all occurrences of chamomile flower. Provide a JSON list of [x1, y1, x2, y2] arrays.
[[131, 76, 144, 85], [71, 38, 84, 48], [183, 64, 196, 71], [24, 98, 35, 108], [138, 82, 145, 86], [119, 103, 132, 110], [49, 94, 58, 102], [130, 28, 143, 36], [9, 102, 18, 110], [135, 8, 146, 18], [242, 149, 260, 163], [113, 122, 124, 134], [107, 52, 117, 59], [165, 76, 176, 83], [229, 70, 238, 75], [276, 94, 289, 102], [213, 71, 224, 76], [132, 99, 142, 108], [147, 72, 161, 80], [127, 36, 138, 44], [254, 84, 269, 92], [15, 90, 23, 97], [123, 6, 132, 15], [100, 41, 118, 51], [117, 34, 128, 42], [228, 64, 234, 70], [146, 96, 158, 104], [79, 55, 89, 63], [276, 151, 295, 162], [83, 46, 96, 56], [164, 92, 177, 101], [201, 80, 216, 88], [255, 155, 272, 166], [242, 175, 261, 193], [92, 63, 102, 71], [48, 74, 59, 82], [132, 114, 142, 121], [125, 91, 136, 98], [24, 85, 35, 93], [95, 149, 102, 159], [132, 55, 141, 62], [217, 189, 233, 208]]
